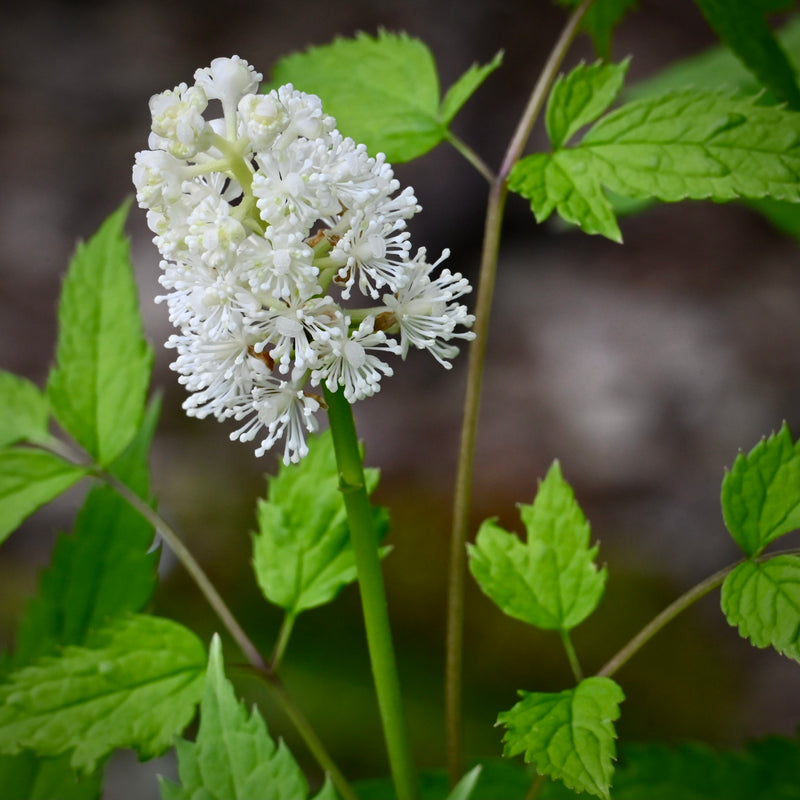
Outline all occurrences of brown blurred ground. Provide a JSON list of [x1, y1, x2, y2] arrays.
[[1, 1, 798, 797]]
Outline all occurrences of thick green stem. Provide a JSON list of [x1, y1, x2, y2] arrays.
[[444, 0, 595, 784], [323, 385, 419, 800]]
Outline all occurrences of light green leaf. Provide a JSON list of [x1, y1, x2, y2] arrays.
[[510, 89, 800, 241], [159, 635, 327, 800], [440, 51, 504, 125], [498, 676, 624, 800], [47, 203, 153, 466], [692, 0, 800, 108], [0, 751, 103, 800], [253, 429, 388, 615], [271, 31, 444, 162], [721, 555, 800, 662], [557, 0, 640, 59], [445, 765, 483, 800], [546, 59, 630, 150], [0, 614, 205, 772], [468, 461, 606, 631], [721, 423, 800, 557], [0, 447, 87, 546], [13, 399, 161, 666], [0, 372, 49, 448]]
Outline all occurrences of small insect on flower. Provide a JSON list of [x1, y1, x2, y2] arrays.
[[134, 56, 475, 462]]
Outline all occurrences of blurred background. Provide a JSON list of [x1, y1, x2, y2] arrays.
[[1, 1, 798, 797]]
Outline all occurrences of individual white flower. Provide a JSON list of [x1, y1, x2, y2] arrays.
[[238, 229, 319, 301], [194, 55, 262, 134], [238, 92, 287, 150], [148, 83, 210, 159]]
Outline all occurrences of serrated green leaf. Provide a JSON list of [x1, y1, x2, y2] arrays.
[[468, 461, 606, 631], [498, 676, 624, 800], [721, 423, 800, 557], [0, 751, 103, 800], [13, 399, 161, 666], [546, 60, 630, 150], [47, 203, 152, 466], [0, 372, 50, 448], [253, 429, 388, 615], [557, 0, 640, 58], [159, 635, 328, 800], [0, 614, 205, 772], [721, 555, 800, 662], [511, 89, 800, 241], [440, 51, 504, 125], [693, 0, 800, 109], [271, 31, 444, 162], [0, 447, 87, 546]]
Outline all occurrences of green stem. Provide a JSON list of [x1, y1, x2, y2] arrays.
[[445, 131, 495, 183], [270, 611, 296, 672], [560, 630, 584, 683], [524, 773, 548, 800], [323, 385, 419, 800], [444, 0, 595, 784]]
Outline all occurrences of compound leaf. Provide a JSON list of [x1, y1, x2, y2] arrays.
[[0, 372, 50, 449], [468, 461, 606, 631], [546, 59, 630, 150], [159, 635, 331, 800], [721, 423, 800, 557], [253, 429, 388, 616], [498, 676, 624, 800], [47, 203, 152, 466], [271, 31, 444, 162], [0, 614, 205, 772], [0, 447, 86, 546], [721, 555, 800, 662]]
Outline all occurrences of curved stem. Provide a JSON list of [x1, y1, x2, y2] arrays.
[[445, 131, 495, 183], [444, 0, 595, 784], [269, 611, 296, 672], [560, 630, 584, 683], [324, 385, 419, 800]]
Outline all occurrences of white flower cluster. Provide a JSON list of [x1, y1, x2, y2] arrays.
[[133, 56, 475, 463]]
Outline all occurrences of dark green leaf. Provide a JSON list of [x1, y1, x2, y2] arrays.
[[0, 447, 86, 546], [468, 461, 606, 631], [498, 676, 624, 800], [440, 51, 504, 125], [253, 429, 388, 615], [692, 0, 800, 108], [0, 372, 50, 449], [721, 555, 800, 661], [0, 752, 102, 800], [0, 615, 205, 772], [721, 423, 800, 557], [47, 203, 153, 466], [557, 0, 640, 58], [271, 31, 444, 162]]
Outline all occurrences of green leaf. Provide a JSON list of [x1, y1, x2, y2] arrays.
[[159, 634, 329, 800], [271, 31, 443, 162], [721, 423, 800, 557], [0, 751, 102, 800], [721, 555, 800, 662], [546, 59, 630, 150], [0, 614, 205, 772], [253, 429, 388, 616], [557, 0, 640, 58], [445, 765, 483, 800], [498, 676, 624, 800], [510, 88, 800, 241], [468, 461, 606, 631], [0, 447, 87, 546], [692, 0, 800, 109], [440, 50, 504, 125], [47, 203, 153, 466], [0, 372, 50, 448], [13, 399, 161, 666]]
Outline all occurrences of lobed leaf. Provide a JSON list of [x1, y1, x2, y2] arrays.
[[13, 399, 161, 666], [0, 372, 50, 449], [721, 555, 800, 662], [511, 88, 800, 242], [47, 203, 152, 466], [440, 50, 504, 125], [160, 635, 331, 800], [721, 422, 800, 557], [0, 614, 205, 772], [468, 461, 606, 631], [253, 429, 388, 616], [692, 0, 800, 109], [498, 676, 624, 800], [546, 59, 630, 150], [0, 447, 86, 546]]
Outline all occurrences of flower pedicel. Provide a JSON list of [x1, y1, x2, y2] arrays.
[[133, 55, 475, 464]]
